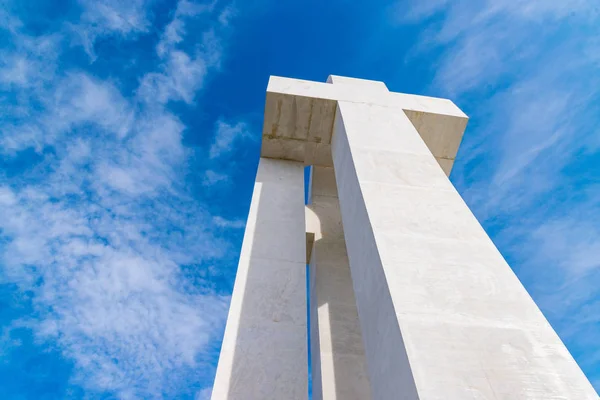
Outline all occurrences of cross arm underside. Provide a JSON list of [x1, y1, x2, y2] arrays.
[[261, 75, 469, 173]]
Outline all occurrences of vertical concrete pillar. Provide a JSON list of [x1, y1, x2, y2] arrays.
[[211, 158, 307, 400], [332, 101, 598, 399], [307, 166, 371, 400]]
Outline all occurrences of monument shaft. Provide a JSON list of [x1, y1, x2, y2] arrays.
[[211, 158, 307, 399], [211, 76, 598, 400], [333, 99, 596, 399]]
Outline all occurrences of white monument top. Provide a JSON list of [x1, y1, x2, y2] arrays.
[[261, 75, 468, 174]]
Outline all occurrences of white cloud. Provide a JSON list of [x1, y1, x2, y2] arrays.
[[0, 1, 240, 397], [202, 118, 252, 191], [401, 0, 598, 95], [403, 0, 600, 388], [71, 0, 153, 60], [50, 73, 134, 135], [138, 50, 209, 105], [0, 186, 17, 206], [0, 73, 134, 154], [0, 124, 44, 154], [156, 0, 212, 58], [218, 5, 237, 27], [202, 170, 229, 186], [80, 0, 151, 33], [1, 176, 231, 396], [209, 119, 250, 159], [403, 1, 600, 217], [0, 21, 60, 96], [532, 217, 600, 277], [94, 109, 188, 196], [139, 0, 230, 106], [212, 216, 245, 229], [0, 69, 231, 396], [0, 55, 29, 86]]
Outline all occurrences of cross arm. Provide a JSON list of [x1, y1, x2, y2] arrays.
[[261, 75, 469, 173]]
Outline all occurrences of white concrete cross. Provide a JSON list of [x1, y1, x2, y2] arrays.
[[211, 75, 598, 400], [261, 75, 468, 175]]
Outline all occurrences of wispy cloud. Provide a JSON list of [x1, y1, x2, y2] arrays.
[[70, 0, 152, 60], [400, 0, 599, 95], [1, 73, 134, 154], [401, 0, 600, 234], [139, 0, 231, 106], [217, 5, 237, 27], [209, 119, 250, 159], [156, 0, 213, 58], [0, 175, 230, 396], [138, 49, 212, 105], [202, 170, 229, 187], [0, 33, 59, 88], [212, 216, 245, 229], [200, 118, 253, 188], [402, 0, 600, 388], [0, 0, 239, 397]]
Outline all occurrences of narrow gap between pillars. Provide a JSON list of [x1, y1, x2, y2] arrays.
[[304, 165, 313, 400]]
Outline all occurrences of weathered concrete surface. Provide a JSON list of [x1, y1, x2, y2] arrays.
[[211, 158, 307, 400], [332, 99, 599, 400], [261, 75, 467, 175], [307, 166, 371, 400]]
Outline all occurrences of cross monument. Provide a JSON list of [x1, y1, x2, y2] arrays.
[[210, 75, 598, 400]]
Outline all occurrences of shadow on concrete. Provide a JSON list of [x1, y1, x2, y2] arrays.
[[307, 166, 372, 400]]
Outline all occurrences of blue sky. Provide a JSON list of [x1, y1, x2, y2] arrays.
[[0, 0, 599, 398]]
